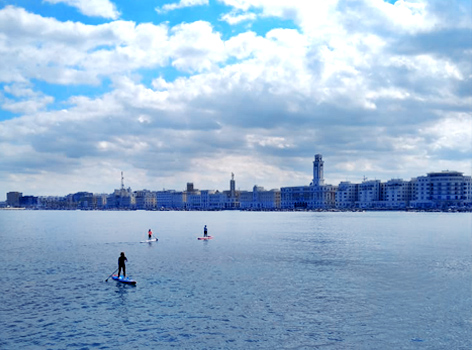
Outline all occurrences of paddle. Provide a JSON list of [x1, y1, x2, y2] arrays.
[[105, 268, 118, 282]]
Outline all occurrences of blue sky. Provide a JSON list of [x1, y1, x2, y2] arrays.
[[0, 0, 471, 196]]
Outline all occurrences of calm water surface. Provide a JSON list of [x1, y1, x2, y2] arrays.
[[0, 211, 471, 349]]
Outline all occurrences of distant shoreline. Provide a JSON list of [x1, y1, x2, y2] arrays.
[[1, 207, 470, 213]]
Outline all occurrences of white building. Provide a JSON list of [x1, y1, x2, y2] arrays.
[[281, 185, 313, 209], [335, 182, 358, 208], [383, 179, 410, 209], [208, 191, 226, 209], [411, 171, 472, 208], [134, 190, 156, 209], [156, 190, 185, 209], [357, 180, 381, 208], [256, 188, 281, 209], [186, 191, 202, 209], [281, 154, 335, 209], [240, 186, 280, 209], [239, 190, 254, 209]]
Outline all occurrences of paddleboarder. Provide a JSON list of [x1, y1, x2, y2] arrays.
[[148, 229, 153, 240], [203, 225, 208, 237], [118, 252, 127, 277]]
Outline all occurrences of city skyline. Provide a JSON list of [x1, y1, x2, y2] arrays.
[[0, 1, 471, 196], [6, 154, 472, 200]]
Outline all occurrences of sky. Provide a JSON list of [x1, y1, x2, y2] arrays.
[[0, 0, 471, 196]]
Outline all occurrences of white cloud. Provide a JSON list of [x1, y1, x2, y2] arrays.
[[220, 11, 257, 25], [169, 21, 226, 73], [421, 113, 472, 152], [0, 6, 170, 85], [364, 0, 436, 33], [1, 84, 54, 114], [43, 0, 120, 19], [246, 135, 293, 149], [156, 0, 209, 13]]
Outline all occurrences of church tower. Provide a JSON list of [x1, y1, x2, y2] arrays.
[[312, 154, 324, 186]]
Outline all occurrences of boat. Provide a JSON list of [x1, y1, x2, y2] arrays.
[[111, 275, 137, 285], [197, 236, 213, 240]]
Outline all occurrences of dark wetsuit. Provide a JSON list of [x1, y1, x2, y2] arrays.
[[204, 227, 208, 237], [118, 255, 127, 277]]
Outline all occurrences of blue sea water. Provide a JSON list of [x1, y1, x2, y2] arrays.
[[0, 210, 471, 349]]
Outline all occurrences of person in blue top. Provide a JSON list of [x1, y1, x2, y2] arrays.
[[203, 225, 208, 237], [118, 252, 127, 277]]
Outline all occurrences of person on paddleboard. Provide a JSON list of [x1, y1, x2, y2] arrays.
[[118, 252, 127, 277], [148, 229, 153, 240], [203, 225, 208, 237]]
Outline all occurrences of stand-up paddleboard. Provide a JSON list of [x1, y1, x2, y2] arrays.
[[112, 275, 137, 285], [198, 236, 213, 240], [140, 238, 158, 243]]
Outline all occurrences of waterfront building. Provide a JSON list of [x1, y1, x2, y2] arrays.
[[37, 196, 69, 209], [186, 190, 202, 209], [335, 182, 358, 208], [95, 194, 108, 209], [208, 191, 226, 209], [357, 180, 381, 208], [20, 195, 38, 208], [156, 190, 175, 208], [239, 190, 253, 209], [156, 190, 186, 209], [311, 184, 336, 209], [200, 190, 210, 209], [383, 179, 411, 209], [173, 191, 186, 209], [281, 185, 312, 209], [109, 187, 136, 209], [66, 192, 94, 209], [240, 186, 281, 209], [135, 190, 157, 210], [6, 192, 22, 207], [410, 171, 472, 209], [256, 187, 281, 209], [281, 154, 335, 209]]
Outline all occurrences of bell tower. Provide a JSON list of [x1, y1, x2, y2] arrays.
[[230, 173, 235, 196], [312, 154, 324, 186]]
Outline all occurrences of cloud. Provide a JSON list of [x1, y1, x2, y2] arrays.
[[421, 113, 472, 154], [156, 0, 209, 14], [0, 83, 54, 114], [169, 21, 226, 73], [0, 1, 471, 195], [0, 6, 170, 85], [220, 11, 257, 25], [43, 0, 120, 19]]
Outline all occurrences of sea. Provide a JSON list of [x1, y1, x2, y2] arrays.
[[0, 210, 471, 349]]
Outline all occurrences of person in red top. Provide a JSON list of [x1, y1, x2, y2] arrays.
[[148, 229, 153, 240]]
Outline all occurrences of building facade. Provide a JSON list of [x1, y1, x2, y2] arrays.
[[411, 171, 472, 209], [281, 154, 336, 209]]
